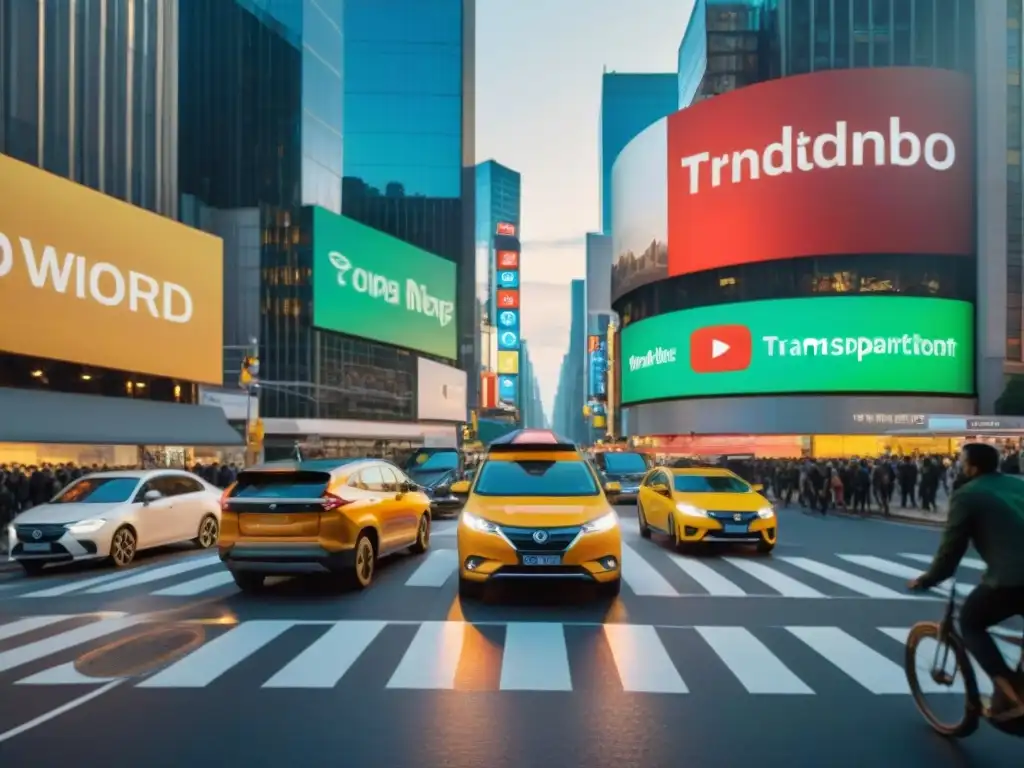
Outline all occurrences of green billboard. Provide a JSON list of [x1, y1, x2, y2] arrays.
[[312, 207, 457, 359], [620, 296, 974, 404]]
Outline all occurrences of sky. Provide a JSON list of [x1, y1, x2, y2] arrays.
[[474, 0, 695, 420]]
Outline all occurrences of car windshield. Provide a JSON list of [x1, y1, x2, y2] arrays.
[[407, 451, 459, 471], [673, 475, 751, 493], [473, 460, 599, 497], [52, 477, 139, 504], [602, 453, 648, 473]]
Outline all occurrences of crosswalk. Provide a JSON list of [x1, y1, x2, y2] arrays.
[[2, 537, 986, 602], [0, 613, 1019, 695]]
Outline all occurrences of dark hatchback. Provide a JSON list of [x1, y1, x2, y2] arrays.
[[593, 451, 649, 503], [403, 448, 466, 517]]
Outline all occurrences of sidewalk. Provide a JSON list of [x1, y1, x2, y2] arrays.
[[779, 498, 950, 526]]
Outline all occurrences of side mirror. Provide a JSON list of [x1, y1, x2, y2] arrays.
[[450, 480, 471, 495], [143, 489, 162, 505], [651, 483, 671, 497], [399, 481, 417, 493], [751, 483, 764, 492], [604, 481, 622, 494]]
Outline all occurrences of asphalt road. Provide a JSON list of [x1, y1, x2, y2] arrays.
[[0, 505, 1020, 767]]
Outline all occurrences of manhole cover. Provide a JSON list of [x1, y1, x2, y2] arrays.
[[75, 625, 206, 679]]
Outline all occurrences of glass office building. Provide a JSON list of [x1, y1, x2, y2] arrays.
[[599, 73, 678, 234], [341, 0, 476, 410], [0, 0, 184, 405], [553, 279, 589, 445]]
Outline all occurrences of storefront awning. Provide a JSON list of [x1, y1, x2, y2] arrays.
[[0, 388, 244, 446]]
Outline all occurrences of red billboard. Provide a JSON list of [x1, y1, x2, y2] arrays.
[[665, 68, 974, 276]]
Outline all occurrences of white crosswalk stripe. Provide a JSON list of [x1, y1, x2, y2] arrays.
[[3, 548, 993, 602], [899, 553, 986, 571], [4, 615, 1016, 695]]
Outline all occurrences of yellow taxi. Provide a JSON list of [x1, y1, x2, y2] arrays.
[[636, 466, 777, 553], [450, 429, 623, 600], [218, 457, 432, 592]]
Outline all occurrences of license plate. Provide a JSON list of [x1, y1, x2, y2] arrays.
[[723, 523, 748, 534], [22, 543, 51, 553], [522, 554, 561, 566]]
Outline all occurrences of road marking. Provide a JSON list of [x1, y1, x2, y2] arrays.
[[19, 568, 151, 598], [0, 615, 135, 673], [85, 554, 220, 593], [697, 626, 813, 694], [404, 550, 458, 587], [619, 544, 678, 596], [779, 557, 911, 599], [603, 624, 688, 693], [17, 661, 119, 685], [0, 680, 122, 745], [152, 570, 236, 596], [137, 620, 294, 688], [723, 558, 825, 598], [666, 553, 745, 596], [263, 621, 385, 688], [899, 553, 986, 571], [837, 555, 972, 598], [387, 621, 464, 689], [787, 626, 907, 694], [499, 622, 572, 691], [0, 615, 75, 641]]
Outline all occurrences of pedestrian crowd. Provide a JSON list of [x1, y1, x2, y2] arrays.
[[0, 461, 240, 529]]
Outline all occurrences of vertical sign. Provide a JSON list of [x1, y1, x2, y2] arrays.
[[494, 226, 521, 410]]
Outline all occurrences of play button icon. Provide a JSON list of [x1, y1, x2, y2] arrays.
[[690, 324, 753, 373], [711, 339, 730, 359]]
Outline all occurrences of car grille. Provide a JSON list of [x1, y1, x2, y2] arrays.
[[499, 525, 581, 553], [15, 523, 68, 543], [707, 511, 758, 524]]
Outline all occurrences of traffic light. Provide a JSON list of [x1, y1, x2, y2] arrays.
[[239, 355, 260, 388]]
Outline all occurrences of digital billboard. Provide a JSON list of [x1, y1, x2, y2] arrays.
[[493, 237, 521, 405], [611, 68, 975, 301], [0, 153, 224, 384], [619, 296, 974, 404], [312, 208, 457, 360], [588, 334, 608, 399]]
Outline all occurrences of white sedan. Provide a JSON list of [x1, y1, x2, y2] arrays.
[[6, 470, 223, 574]]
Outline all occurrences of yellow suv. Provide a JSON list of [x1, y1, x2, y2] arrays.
[[219, 458, 432, 591], [452, 430, 623, 600]]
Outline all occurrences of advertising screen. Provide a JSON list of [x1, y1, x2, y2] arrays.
[[497, 351, 519, 375], [498, 374, 518, 404], [588, 335, 608, 399], [620, 296, 974, 403], [312, 207, 457, 359], [611, 68, 975, 301], [498, 328, 520, 351], [0, 153, 224, 384]]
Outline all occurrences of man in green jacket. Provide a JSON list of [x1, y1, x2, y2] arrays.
[[908, 442, 1024, 721]]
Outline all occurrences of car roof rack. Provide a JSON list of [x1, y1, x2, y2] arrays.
[[486, 429, 578, 453]]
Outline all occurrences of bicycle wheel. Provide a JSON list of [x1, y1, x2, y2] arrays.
[[904, 621, 981, 738]]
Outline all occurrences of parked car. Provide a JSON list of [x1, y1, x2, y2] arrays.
[[7, 470, 223, 574]]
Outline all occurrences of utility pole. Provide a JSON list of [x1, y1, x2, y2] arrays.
[[239, 337, 262, 466]]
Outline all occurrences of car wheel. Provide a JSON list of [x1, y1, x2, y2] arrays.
[[409, 514, 430, 554], [637, 501, 652, 539], [20, 561, 45, 576], [458, 577, 484, 600], [194, 514, 219, 549], [756, 541, 775, 555], [350, 532, 376, 589], [109, 526, 137, 568], [597, 578, 621, 598], [231, 571, 266, 592]]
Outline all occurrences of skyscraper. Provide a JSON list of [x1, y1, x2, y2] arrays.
[[599, 73, 678, 234], [553, 279, 589, 444], [518, 339, 547, 428]]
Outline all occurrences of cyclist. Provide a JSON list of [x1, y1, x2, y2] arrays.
[[907, 442, 1024, 721]]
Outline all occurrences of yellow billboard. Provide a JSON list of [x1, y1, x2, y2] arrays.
[[0, 154, 224, 384], [497, 351, 519, 374]]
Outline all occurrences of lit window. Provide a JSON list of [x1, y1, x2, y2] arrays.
[[1010, 150, 1022, 166]]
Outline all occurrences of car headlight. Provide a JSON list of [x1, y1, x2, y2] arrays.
[[676, 503, 708, 517], [757, 506, 775, 519], [582, 511, 619, 533], [65, 519, 107, 534], [459, 510, 499, 534]]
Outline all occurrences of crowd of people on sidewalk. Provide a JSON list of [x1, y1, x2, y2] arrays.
[[0, 461, 240, 529], [671, 446, 1024, 519]]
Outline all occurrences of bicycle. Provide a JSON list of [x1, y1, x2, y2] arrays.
[[904, 578, 1024, 738]]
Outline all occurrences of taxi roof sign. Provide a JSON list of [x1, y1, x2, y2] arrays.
[[487, 429, 577, 452]]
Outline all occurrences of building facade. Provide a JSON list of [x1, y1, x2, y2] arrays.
[[474, 160, 522, 380], [599, 73, 678, 235], [553, 279, 589, 445], [518, 339, 547, 429]]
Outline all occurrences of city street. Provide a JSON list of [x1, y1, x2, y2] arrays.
[[0, 506, 1020, 767]]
